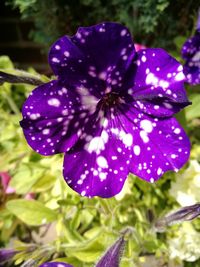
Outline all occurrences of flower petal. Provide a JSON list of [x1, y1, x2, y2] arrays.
[[63, 102, 190, 197], [182, 35, 200, 59], [125, 48, 189, 117], [182, 35, 200, 85], [119, 107, 190, 182], [49, 22, 136, 90], [63, 115, 134, 198], [20, 80, 99, 155]]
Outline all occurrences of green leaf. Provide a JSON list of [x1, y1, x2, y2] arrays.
[[84, 227, 102, 239], [175, 109, 188, 132], [66, 234, 106, 262], [31, 174, 56, 192], [6, 199, 57, 226], [0, 56, 14, 70], [10, 164, 45, 194], [174, 36, 187, 50], [186, 94, 200, 120], [67, 241, 104, 263]]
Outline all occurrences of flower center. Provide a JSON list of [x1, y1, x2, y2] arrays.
[[100, 92, 121, 108], [96, 92, 125, 118], [102, 93, 120, 107]]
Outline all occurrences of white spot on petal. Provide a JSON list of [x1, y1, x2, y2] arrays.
[[119, 131, 133, 147], [99, 172, 107, 181], [141, 55, 146, 62], [157, 168, 162, 175], [42, 129, 50, 135], [55, 45, 60, 50], [48, 98, 61, 107], [177, 65, 183, 71], [52, 57, 60, 63], [120, 29, 127, 36], [140, 120, 153, 133], [29, 113, 40, 120], [192, 51, 200, 61], [175, 72, 185, 81], [97, 156, 108, 168], [64, 51, 70, 57], [133, 145, 141, 156], [81, 190, 86, 196], [140, 130, 149, 143], [99, 72, 107, 80], [174, 128, 181, 134], [85, 134, 107, 154], [171, 154, 177, 159]]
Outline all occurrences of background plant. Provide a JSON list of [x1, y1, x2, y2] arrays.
[[1, 1, 200, 266], [6, 0, 199, 50]]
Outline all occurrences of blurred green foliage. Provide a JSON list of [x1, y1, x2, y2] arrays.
[[6, 0, 199, 50], [0, 53, 200, 266]]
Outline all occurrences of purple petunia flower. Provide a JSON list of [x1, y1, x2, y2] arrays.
[[20, 22, 190, 198], [0, 248, 17, 264], [39, 262, 73, 267], [96, 236, 125, 267], [182, 10, 200, 85], [155, 203, 200, 232]]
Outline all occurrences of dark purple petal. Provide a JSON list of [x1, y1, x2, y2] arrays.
[[49, 22, 136, 90], [63, 104, 190, 197], [63, 116, 133, 198], [125, 48, 189, 117], [120, 107, 190, 183], [182, 35, 200, 60], [96, 237, 125, 267], [20, 80, 101, 155], [39, 262, 74, 267], [182, 34, 200, 85]]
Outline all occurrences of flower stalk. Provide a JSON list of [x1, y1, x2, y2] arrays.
[[0, 71, 44, 86]]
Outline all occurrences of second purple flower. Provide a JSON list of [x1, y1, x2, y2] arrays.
[[20, 22, 190, 198]]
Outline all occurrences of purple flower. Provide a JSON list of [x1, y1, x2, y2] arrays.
[[182, 10, 200, 85], [0, 248, 17, 264], [96, 237, 125, 267], [39, 262, 73, 267], [20, 22, 190, 198], [155, 203, 200, 232]]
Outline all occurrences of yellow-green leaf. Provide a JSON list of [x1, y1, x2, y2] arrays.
[[6, 199, 57, 226]]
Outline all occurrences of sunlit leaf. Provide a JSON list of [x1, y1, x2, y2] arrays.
[[6, 199, 57, 226]]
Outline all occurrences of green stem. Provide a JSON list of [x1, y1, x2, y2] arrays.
[[99, 199, 112, 214], [4, 93, 20, 114], [0, 71, 44, 86]]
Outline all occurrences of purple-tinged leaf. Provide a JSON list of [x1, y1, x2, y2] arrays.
[[155, 203, 200, 232], [95, 237, 125, 267], [0, 248, 17, 264]]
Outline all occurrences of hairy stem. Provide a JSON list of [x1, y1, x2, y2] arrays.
[[0, 71, 44, 86]]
